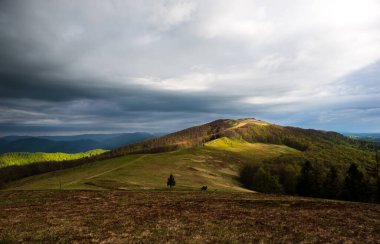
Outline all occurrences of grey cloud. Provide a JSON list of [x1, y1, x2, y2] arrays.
[[1, 0, 380, 135]]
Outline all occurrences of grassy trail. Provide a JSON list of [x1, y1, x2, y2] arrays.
[[84, 155, 147, 180]]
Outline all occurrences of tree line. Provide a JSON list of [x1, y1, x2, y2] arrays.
[[240, 152, 380, 203]]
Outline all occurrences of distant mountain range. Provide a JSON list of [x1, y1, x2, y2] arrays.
[[0, 132, 160, 153], [343, 133, 380, 143]]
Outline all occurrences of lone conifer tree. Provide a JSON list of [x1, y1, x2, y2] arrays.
[[167, 174, 176, 188]]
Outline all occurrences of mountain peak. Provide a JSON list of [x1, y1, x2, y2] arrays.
[[111, 118, 347, 156], [232, 118, 271, 128]]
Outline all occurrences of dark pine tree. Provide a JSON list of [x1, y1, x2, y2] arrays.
[[376, 151, 380, 203], [323, 166, 341, 199], [251, 166, 283, 194], [297, 161, 315, 197], [167, 174, 176, 188], [344, 163, 366, 201], [239, 164, 257, 189]]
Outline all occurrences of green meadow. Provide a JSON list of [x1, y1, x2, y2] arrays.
[[0, 149, 108, 167]]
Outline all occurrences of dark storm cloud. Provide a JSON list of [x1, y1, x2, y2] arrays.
[[1, 0, 380, 135], [0, 74, 99, 101]]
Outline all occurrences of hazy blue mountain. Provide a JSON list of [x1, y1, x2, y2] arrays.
[[0, 138, 99, 153], [1, 136, 34, 142], [0, 139, 8, 147], [0, 132, 158, 153], [38, 134, 125, 142], [99, 133, 157, 149], [343, 133, 380, 143]]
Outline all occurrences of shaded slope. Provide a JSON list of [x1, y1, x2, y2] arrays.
[[109, 119, 235, 156]]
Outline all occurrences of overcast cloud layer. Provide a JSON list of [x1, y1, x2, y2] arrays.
[[1, 0, 380, 135]]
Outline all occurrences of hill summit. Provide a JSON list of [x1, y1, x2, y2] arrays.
[[110, 118, 363, 160]]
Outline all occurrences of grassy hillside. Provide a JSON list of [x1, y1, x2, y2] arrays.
[[0, 149, 108, 168], [1, 118, 378, 193], [3, 140, 299, 191], [205, 137, 300, 158], [105, 118, 377, 183]]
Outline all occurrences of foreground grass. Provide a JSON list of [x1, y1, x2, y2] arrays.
[[0, 191, 379, 243]]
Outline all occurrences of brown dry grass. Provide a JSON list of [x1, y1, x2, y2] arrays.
[[0, 191, 379, 243]]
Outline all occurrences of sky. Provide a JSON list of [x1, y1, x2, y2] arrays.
[[1, 0, 380, 136]]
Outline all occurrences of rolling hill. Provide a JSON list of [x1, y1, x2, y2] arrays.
[[4, 138, 299, 191], [2, 118, 378, 193]]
